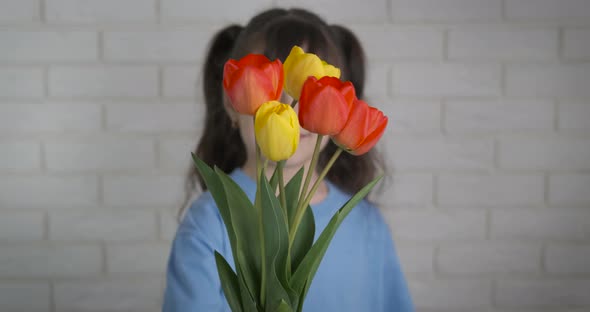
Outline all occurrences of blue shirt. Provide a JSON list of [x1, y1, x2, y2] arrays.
[[163, 169, 414, 312]]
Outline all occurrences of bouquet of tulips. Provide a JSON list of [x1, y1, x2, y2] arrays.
[[192, 46, 388, 312]]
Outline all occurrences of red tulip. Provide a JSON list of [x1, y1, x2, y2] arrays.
[[333, 99, 388, 156], [223, 54, 283, 115], [298, 76, 356, 135]]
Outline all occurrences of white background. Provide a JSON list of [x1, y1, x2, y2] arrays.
[[0, 0, 589, 311]]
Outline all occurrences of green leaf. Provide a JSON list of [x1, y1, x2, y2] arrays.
[[295, 279, 309, 312], [237, 260, 259, 312], [259, 174, 293, 310], [215, 167, 262, 306], [277, 300, 294, 312], [290, 205, 315, 274], [269, 165, 280, 193], [290, 175, 383, 299], [214, 251, 243, 312], [284, 167, 304, 227], [191, 154, 238, 264]]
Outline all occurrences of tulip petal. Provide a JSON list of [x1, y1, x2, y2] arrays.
[[223, 54, 284, 116], [333, 99, 388, 156], [283, 46, 340, 100], [255, 101, 300, 161], [352, 114, 387, 156], [228, 67, 275, 115], [300, 86, 349, 135], [261, 60, 284, 100]]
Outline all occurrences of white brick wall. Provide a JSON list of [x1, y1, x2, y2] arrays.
[[0, 0, 39, 23], [0, 0, 589, 311], [0, 282, 50, 312], [45, 0, 157, 23]]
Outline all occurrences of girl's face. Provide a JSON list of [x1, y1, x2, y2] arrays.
[[231, 91, 330, 170]]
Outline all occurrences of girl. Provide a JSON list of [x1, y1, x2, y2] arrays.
[[163, 8, 414, 312]]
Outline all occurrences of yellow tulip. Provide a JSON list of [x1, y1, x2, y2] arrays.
[[283, 46, 341, 100], [254, 101, 300, 161]]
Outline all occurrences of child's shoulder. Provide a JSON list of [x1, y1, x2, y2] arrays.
[[178, 190, 223, 233], [328, 183, 387, 224]]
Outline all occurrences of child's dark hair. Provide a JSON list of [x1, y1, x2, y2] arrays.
[[183, 8, 386, 212]]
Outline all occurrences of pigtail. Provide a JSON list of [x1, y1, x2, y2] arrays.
[[330, 25, 366, 98], [182, 25, 244, 216]]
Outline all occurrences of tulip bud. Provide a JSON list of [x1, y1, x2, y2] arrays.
[[333, 99, 388, 156], [223, 54, 283, 115], [283, 46, 340, 100], [254, 101, 300, 161], [298, 76, 356, 135]]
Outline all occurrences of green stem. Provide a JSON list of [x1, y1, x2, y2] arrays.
[[254, 118, 266, 306], [290, 99, 298, 108], [296, 135, 323, 209], [289, 134, 323, 246], [277, 160, 288, 224], [278, 160, 292, 278], [301, 148, 342, 211]]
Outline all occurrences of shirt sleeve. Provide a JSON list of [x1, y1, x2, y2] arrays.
[[162, 194, 232, 312], [375, 208, 415, 312]]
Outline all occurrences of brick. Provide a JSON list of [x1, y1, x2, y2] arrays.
[[506, 64, 590, 97], [559, 101, 590, 130], [46, 0, 156, 23], [364, 63, 389, 98], [351, 25, 443, 60], [273, 0, 388, 22], [0, 176, 99, 209], [106, 103, 201, 132], [54, 279, 162, 312], [499, 138, 590, 170], [0, 244, 101, 277], [0, 282, 49, 312], [545, 244, 590, 273], [388, 138, 493, 170], [103, 175, 185, 207], [392, 63, 501, 97], [438, 174, 544, 206], [0, 68, 43, 98], [438, 243, 541, 274], [162, 0, 273, 22], [445, 99, 554, 133], [449, 28, 558, 60], [163, 66, 201, 98], [392, 0, 502, 22], [491, 210, 590, 240], [387, 210, 487, 241], [50, 211, 157, 241], [505, 0, 590, 21], [377, 173, 434, 208], [45, 139, 156, 172], [160, 209, 180, 241], [379, 99, 441, 134], [495, 280, 590, 307], [396, 245, 435, 274], [0, 103, 101, 132], [106, 243, 169, 274], [564, 28, 590, 59], [549, 174, 590, 205], [0, 212, 44, 240], [409, 279, 492, 309], [49, 66, 158, 97], [104, 31, 210, 62], [0, 31, 97, 61], [0, 141, 40, 171], [0, 0, 39, 22], [159, 138, 200, 171]]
